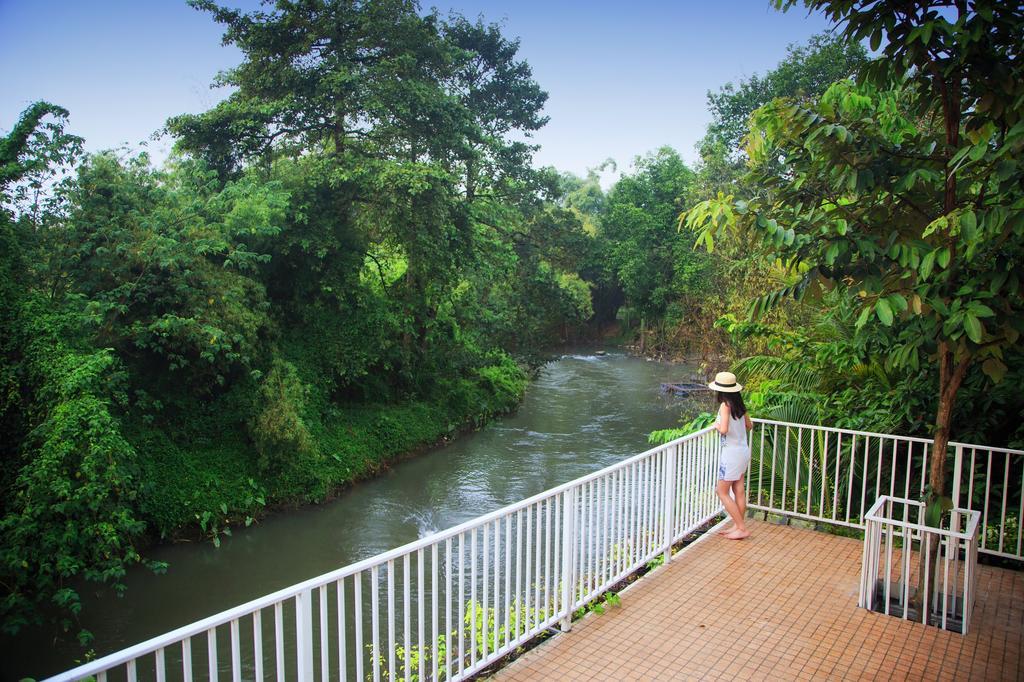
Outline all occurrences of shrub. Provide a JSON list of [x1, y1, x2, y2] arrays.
[[0, 300, 158, 641], [249, 358, 317, 473]]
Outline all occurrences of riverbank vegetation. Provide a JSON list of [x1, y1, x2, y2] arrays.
[[664, 0, 1024, 564], [2, 0, 1021, 648], [0, 3, 559, 641]]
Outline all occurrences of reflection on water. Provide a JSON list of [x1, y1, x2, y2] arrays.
[[5, 349, 702, 678]]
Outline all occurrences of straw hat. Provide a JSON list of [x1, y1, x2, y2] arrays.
[[708, 371, 743, 393]]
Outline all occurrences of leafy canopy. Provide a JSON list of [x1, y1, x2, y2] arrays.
[[687, 1, 1024, 384]]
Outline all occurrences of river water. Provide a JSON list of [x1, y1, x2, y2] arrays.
[[9, 350, 703, 679]]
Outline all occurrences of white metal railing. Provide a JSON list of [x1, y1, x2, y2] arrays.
[[46, 428, 723, 682], [859, 496, 980, 633], [950, 442, 1024, 560], [747, 419, 1023, 560], [45, 419, 1022, 681]]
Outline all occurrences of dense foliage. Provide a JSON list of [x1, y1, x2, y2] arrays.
[[0, 1, 584, 643], [2, 0, 1021, 654], [686, 0, 1024, 492]]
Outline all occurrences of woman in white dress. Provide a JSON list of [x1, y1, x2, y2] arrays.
[[709, 372, 752, 539]]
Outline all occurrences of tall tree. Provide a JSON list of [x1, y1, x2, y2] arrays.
[[703, 32, 867, 160], [687, 0, 1024, 501], [0, 104, 161, 643], [1, 101, 83, 485], [168, 1, 551, 379], [600, 147, 703, 347], [674, 34, 871, 361], [169, 0, 466, 171], [442, 15, 549, 203]]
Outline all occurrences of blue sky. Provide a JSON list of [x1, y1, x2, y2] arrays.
[[1, 1, 834, 183]]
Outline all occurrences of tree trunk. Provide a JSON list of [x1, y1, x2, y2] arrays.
[[910, 341, 970, 621], [930, 30, 965, 494], [909, 50, 967, 622], [466, 157, 476, 203], [930, 340, 970, 496]]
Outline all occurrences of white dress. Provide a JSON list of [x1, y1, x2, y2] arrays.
[[717, 411, 750, 481]]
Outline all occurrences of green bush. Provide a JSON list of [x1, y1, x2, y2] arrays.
[[0, 300, 159, 642], [249, 358, 317, 473]]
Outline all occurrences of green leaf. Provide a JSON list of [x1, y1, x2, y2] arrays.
[[960, 210, 977, 234], [856, 306, 872, 328], [963, 313, 983, 343], [922, 215, 947, 238], [967, 302, 995, 318], [989, 270, 1009, 294], [894, 171, 915, 193], [886, 294, 907, 313], [921, 22, 933, 45], [908, 248, 920, 269], [919, 250, 936, 279], [936, 248, 950, 268], [924, 494, 952, 528], [825, 242, 839, 265], [875, 299, 894, 326]]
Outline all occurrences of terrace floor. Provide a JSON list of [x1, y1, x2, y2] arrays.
[[493, 519, 1023, 681]]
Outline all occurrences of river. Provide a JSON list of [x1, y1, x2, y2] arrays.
[[7, 350, 704, 679]]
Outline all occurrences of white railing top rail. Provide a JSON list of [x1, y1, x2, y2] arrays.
[[863, 495, 982, 540], [46, 425, 715, 681], [751, 417, 1024, 456], [751, 417, 936, 446], [949, 441, 1024, 456]]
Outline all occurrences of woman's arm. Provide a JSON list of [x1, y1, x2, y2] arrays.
[[715, 403, 730, 435], [745, 413, 753, 431]]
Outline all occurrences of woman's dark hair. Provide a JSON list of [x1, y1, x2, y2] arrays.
[[716, 390, 747, 420]]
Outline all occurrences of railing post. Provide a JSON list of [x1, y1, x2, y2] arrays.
[[296, 589, 314, 682], [951, 444, 963, 509], [559, 486, 577, 632], [859, 518, 866, 609], [662, 444, 678, 564]]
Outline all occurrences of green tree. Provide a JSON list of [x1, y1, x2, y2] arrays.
[[46, 153, 288, 390], [555, 165, 625, 331], [600, 147, 703, 348], [1, 2, 578, 646], [0, 104, 163, 643], [704, 32, 867, 160], [169, 0, 468, 172], [443, 15, 549, 203], [1, 101, 82, 490], [687, 0, 1024, 500], [169, 0, 553, 381]]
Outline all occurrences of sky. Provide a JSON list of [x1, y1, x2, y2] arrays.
[[1, 0, 835, 185]]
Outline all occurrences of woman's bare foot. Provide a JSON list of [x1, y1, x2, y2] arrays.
[[716, 526, 734, 535], [724, 528, 750, 540]]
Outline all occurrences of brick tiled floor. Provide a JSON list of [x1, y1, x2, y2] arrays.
[[493, 520, 1023, 681]]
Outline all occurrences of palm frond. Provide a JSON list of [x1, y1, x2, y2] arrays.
[[734, 355, 822, 393], [751, 414, 859, 521]]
